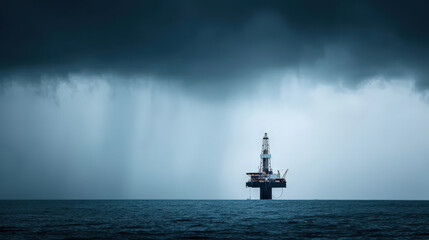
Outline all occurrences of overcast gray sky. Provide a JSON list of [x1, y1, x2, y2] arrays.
[[1, 0, 429, 199]]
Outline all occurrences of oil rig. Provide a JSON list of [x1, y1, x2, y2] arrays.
[[246, 133, 288, 199]]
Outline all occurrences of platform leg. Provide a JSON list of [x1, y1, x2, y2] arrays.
[[260, 186, 272, 199]]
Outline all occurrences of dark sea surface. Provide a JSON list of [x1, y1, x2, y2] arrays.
[[1, 200, 429, 239]]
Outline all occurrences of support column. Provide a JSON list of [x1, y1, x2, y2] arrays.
[[260, 185, 272, 199]]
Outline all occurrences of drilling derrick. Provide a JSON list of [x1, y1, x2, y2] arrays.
[[246, 133, 287, 199]]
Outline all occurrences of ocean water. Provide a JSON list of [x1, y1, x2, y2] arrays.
[[1, 200, 429, 239]]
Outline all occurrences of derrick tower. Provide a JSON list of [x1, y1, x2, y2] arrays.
[[260, 133, 272, 173]]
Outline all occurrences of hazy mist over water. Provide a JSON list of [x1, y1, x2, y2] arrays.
[[1, 74, 429, 200]]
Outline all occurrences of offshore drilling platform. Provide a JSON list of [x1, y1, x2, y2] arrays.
[[246, 133, 288, 199]]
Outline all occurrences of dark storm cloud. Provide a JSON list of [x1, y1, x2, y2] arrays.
[[1, 0, 429, 88]]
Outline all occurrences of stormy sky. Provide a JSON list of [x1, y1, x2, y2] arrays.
[[1, 0, 429, 199]]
